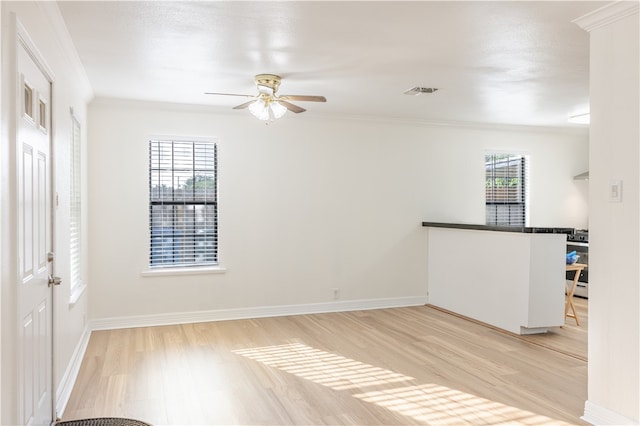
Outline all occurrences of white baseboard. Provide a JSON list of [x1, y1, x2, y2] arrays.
[[582, 400, 639, 425], [89, 296, 428, 331], [55, 324, 92, 418]]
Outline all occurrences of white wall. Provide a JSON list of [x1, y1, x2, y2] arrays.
[[427, 228, 566, 335], [87, 99, 588, 321], [0, 2, 92, 424], [577, 3, 640, 424]]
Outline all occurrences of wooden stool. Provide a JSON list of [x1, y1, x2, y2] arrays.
[[565, 263, 587, 325]]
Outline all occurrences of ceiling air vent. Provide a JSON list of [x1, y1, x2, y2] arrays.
[[404, 87, 439, 96]]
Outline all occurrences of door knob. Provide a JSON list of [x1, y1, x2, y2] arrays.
[[48, 275, 62, 287]]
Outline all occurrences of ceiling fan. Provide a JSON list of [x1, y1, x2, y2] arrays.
[[205, 74, 326, 121]]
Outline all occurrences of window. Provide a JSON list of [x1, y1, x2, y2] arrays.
[[485, 153, 528, 226], [70, 112, 84, 298], [24, 83, 33, 119], [39, 99, 47, 130], [149, 139, 218, 268]]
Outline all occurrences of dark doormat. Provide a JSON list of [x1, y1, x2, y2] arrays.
[[55, 418, 152, 426]]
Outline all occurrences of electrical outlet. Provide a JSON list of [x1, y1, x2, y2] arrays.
[[333, 288, 340, 300]]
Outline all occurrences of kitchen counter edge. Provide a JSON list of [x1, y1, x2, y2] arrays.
[[421, 222, 574, 234]]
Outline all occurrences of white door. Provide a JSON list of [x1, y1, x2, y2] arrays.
[[17, 41, 54, 426]]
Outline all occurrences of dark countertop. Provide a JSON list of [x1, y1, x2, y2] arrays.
[[422, 222, 574, 235]]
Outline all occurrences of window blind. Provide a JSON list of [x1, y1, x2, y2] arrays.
[[69, 114, 82, 291], [149, 139, 218, 267], [485, 153, 528, 226]]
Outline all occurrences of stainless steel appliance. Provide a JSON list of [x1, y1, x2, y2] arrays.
[[567, 230, 588, 298]]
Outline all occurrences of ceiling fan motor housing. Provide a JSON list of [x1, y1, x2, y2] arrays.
[[255, 74, 281, 93]]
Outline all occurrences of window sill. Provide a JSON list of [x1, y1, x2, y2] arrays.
[[69, 282, 87, 306], [141, 265, 227, 278]]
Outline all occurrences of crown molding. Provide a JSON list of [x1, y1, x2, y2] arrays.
[[36, 1, 94, 102], [573, 1, 640, 32], [91, 96, 589, 137]]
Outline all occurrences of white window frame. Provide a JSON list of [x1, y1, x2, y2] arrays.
[[485, 152, 529, 227], [145, 136, 224, 276]]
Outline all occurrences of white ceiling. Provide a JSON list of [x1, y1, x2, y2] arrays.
[[56, 1, 606, 128]]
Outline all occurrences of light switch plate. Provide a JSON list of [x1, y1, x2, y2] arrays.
[[609, 180, 622, 202]]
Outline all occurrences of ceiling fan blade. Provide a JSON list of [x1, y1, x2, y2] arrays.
[[278, 100, 306, 113], [233, 100, 256, 110], [279, 95, 327, 102], [204, 92, 256, 98]]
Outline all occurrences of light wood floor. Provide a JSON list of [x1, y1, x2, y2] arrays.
[[520, 296, 587, 361], [63, 301, 588, 425]]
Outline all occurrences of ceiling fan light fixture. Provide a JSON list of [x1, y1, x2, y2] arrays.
[[270, 101, 287, 119], [248, 98, 287, 121], [248, 99, 271, 121]]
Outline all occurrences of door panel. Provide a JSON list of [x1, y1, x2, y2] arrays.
[[17, 40, 53, 426]]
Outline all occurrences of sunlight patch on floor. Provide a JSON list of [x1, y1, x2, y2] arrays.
[[233, 342, 571, 425], [233, 342, 412, 390], [354, 384, 571, 425]]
